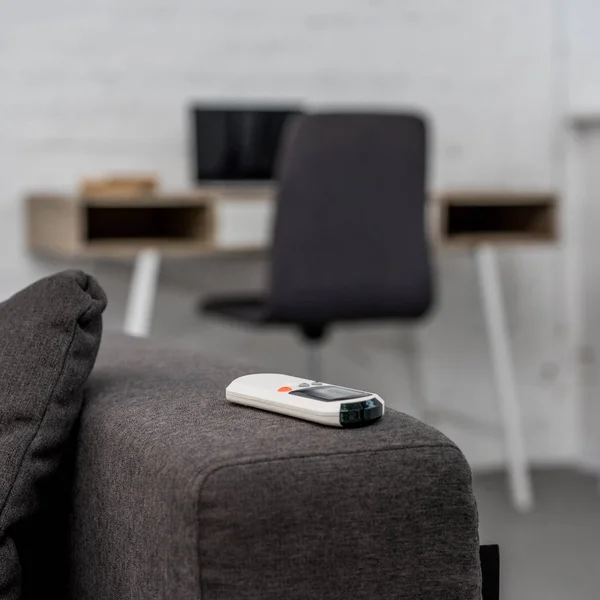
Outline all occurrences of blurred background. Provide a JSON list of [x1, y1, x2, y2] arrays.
[[3, 1, 600, 597]]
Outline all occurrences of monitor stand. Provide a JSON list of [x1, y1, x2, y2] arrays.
[[195, 181, 276, 199]]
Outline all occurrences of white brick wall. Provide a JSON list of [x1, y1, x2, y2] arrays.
[[565, 0, 600, 109], [0, 0, 558, 196], [0, 0, 590, 468], [564, 0, 600, 470]]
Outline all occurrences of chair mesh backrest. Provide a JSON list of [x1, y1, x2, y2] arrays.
[[268, 112, 432, 324]]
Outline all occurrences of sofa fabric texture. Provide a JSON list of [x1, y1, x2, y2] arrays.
[[71, 334, 482, 600], [0, 271, 106, 600]]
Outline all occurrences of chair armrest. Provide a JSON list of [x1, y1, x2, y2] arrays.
[[70, 334, 481, 600]]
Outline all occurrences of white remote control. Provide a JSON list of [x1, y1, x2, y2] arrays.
[[226, 374, 384, 427]]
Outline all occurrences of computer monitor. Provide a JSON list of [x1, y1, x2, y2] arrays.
[[190, 106, 302, 183]]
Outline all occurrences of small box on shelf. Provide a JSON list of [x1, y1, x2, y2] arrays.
[[79, 175, 159, 198]]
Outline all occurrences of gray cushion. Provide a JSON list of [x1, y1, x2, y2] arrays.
[[71, 334, 481, 600], [0, 271, 106, 600]]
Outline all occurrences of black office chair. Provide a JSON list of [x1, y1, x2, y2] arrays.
[[202, 112, 433, 378]]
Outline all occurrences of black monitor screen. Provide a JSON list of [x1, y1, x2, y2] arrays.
[[190, 106, 302, 182]]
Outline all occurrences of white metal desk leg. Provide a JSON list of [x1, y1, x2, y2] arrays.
[[476, 244, 534, 512], [123, 249, 162, 338], [401, 330, 430, 422]]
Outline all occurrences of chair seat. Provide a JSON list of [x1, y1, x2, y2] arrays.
[[202, 294, 271, 324], [202, 294, 329, 342]]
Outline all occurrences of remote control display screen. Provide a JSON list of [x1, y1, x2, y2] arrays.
[[290, 385, 368, 402]]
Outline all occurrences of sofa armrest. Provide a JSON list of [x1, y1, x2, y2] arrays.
[[70, 334, 481, 600]]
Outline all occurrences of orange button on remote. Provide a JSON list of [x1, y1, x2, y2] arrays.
[[278, 386, 292, 392]]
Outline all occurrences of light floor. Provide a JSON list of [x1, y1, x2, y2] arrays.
[[475, 469, 600, 600]]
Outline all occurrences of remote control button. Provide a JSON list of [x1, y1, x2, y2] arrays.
[[299, 383, 310, 387], [278, 386, 292, 392]]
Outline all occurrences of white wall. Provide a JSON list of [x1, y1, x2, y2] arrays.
[[563, 0, 600, 471], [566, 0, 600, 111], [0, 0, 576, 469]]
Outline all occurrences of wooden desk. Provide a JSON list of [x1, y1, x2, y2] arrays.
[[27, 186, 556, 258]]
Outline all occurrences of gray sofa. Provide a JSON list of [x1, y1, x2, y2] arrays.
[[56, 334, 481, 599]]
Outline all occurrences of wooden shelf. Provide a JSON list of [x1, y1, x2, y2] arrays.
[[433, 191, 558, 248], [27, 192, 219, 259]]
